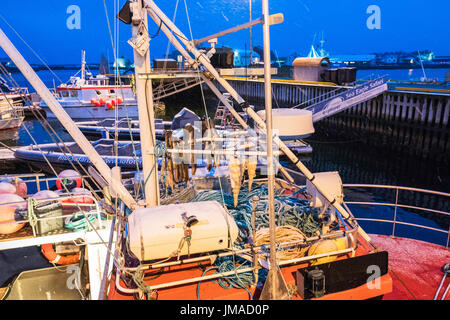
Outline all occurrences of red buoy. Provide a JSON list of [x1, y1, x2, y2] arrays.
[[56, 170, 82, 190]]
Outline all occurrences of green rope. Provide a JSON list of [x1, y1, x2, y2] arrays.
[[190, 182, 322, 243], [64, 213, 106, 232], [196, 256, 254, 300], [142, 141, 167, 199]]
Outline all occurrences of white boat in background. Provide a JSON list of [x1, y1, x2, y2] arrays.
[[40, 51, 138, 120], [0, 96, 24, 133]]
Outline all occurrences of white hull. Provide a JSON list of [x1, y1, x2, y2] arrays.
[[42, 104, 139, 120], [0, 116, 24, 130]]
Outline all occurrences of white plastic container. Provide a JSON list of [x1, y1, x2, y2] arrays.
[[306, 171, 344, 208], [256, 108, 315, 140], [127, 201, 238, 261]]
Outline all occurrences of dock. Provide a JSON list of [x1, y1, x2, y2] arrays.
[[0, 146, 27, 172], [210, 77, 450, 162]]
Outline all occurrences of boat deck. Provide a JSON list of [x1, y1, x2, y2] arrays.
[[370, 234, 450, 300]]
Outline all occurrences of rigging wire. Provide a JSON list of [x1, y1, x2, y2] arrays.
[[0, 73, 105, 201], [0, 13, 64, 84]]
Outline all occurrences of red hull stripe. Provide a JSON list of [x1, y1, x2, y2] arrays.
[[57, 86, 132, 91]]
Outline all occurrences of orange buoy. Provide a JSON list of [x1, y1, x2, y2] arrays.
[[116, 97, 123, 104], [99, 98, 106, 105], [1, 178, 27, 197], [41, 243, 80, 265], [90, 99, 98, 106], [0, 182, 16, 195]]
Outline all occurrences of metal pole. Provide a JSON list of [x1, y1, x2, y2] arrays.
[[0, 27, 138, 211], [249, 0, 253, 65], [392, 188, 399, 237], [131, 0, 160, 206], [262, 0, 276, 272]]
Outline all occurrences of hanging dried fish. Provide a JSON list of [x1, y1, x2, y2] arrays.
[[228, 156, 242, 207], [165, 130, 175, 190], [247, 157, 257, 191], [185, 124, 196, 176]]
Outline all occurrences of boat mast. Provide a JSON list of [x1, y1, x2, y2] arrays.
[[259, 0, 290, 300], [130, 0, 160, 207], [0, 28, 138, 210], [249, 0, 253, 65], [81, 50, 86, 81]]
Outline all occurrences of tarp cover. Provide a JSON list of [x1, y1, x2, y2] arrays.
[[171, 107, 200, 130]]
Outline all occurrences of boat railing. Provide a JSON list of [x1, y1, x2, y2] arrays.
[[342, 184, 450, 248], [0, 171, 135, 195], [0, 192, 105, 251]]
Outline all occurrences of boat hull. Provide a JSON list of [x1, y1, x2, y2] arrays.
[[0, 117, 24, 130], [41, 104, 139, 120]]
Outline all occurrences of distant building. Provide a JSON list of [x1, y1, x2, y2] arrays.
[[380, 55, 398, 64], [329, 55, 376, 68]]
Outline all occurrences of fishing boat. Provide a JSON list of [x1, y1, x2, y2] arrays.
[[0, 0, 448, 304], [39, 51, 139, 120], [0, 71, 27, 134], [0, 99, 24, 132]]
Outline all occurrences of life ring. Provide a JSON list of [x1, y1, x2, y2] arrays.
[[41, 243, 80, 265]]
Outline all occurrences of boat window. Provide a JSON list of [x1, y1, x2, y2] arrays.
[[61, 91, 69, 97], [110, 89, 115, 94], [96, 90, 101, 95], [70, 90, 78, 97]]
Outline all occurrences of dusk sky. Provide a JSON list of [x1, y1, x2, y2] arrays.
[[0, 0, 448, 65]]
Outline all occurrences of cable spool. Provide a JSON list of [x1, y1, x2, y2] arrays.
[[255, 225, 308, 260], [333, 235, 350, 251], [307, 239, 338, 266]]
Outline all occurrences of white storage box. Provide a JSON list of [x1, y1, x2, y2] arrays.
[[127, 201, 238, 261], [256, 108, 314, 140], [306, 171, 344, 208]]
